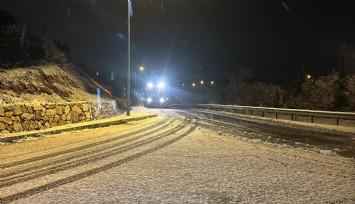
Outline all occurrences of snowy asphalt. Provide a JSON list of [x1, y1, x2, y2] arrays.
[[1, 108, 354, 203]]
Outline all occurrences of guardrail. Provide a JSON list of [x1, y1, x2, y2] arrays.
[[170, 104, 355, 127]]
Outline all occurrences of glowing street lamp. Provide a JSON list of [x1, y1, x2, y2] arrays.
[[211, 80, 214, 85], [307, 74, 311, 79], [192, 82, 196, 87], [134, 65, 145, 106], [200, 80, 204, 85]]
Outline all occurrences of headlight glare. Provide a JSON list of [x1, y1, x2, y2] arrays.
[[147, 82, 154, 89], [157, 82, 165, 89]]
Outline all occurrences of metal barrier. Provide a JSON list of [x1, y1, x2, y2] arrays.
[[170, 104, 355, 127]]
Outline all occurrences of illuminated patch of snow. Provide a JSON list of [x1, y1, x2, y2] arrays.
[[320, 150, 337, 156]]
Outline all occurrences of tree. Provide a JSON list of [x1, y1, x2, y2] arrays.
[[0, 9, 17, 36], [0, 10, 71, 68], [345, 74, 355, 110], [311, 72, 339, 110], [293, 64, 310, 96], [41, 40, 68, 66], [0, 25, 30, 68], [53, 39, 71, 54], [334, 44, 349, 110], [239, 82, 284, 107], [226, 68, 252, 105]]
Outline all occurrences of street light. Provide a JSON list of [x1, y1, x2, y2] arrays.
[[126, 0, 134, 115], [134, 66, 145, 106], [307, 74, 311, 79], [192, 82, 196, 87], [135, 66, 145, 90], [211, 80, 214, 85], [200, 80, 204, 85]]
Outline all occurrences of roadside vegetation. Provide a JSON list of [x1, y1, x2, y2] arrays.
[[223, 66, 355, 111], [0, 10, 70, 69], [186, 65, 354, 112], [0, 10, 126, 109]]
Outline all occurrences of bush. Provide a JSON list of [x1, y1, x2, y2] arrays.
[[41, 40, 69, 66], [0, 23, 70, 68], [0, 25, 30, 68], [226, 73, 285, 108], [312, 72, 339, 110]]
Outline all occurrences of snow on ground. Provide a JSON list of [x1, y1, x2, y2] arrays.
[[0, 65, 110, 105], [4, 109, 354, 203], [209, 109, 355, 134]]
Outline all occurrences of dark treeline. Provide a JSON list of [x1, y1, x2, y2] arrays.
[[0, 9, 70, 69], [226, 67, 354, 111], [191, 66, 355, 112]]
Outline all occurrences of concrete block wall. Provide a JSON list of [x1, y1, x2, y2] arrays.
[[0, 101, 120, 134]]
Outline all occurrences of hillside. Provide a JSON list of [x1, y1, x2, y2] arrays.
[[0, 64, 114, 105]]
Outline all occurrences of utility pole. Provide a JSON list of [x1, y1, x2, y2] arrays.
[[127, 0, 131, 115]]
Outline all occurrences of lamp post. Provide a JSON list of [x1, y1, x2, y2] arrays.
[[127, 0, 131, 115]]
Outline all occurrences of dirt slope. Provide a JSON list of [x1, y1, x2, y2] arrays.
[[0, 64, 112, 105]]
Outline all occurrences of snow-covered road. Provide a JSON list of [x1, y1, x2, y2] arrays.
[[1, 108, 354, 203]]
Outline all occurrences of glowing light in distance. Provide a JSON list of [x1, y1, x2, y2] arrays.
[[157, 82, 165, 89], [307, 75, 311, 79], [147, 97, 152, 103], [192, 83, 196, 87], [159, 98, 165, 103], [211, 81, 214, 85], [139, 66, 144, 72], [200, 80, 204, 85], [147, 82, 154, 89]]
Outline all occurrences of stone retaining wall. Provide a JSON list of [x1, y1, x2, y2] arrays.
[[0, 101, 121, 134]]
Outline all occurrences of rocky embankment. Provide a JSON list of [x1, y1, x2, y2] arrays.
[[0, 65, 109, 105], [0, 64, 125, 135], [0, 101, 120, 134]]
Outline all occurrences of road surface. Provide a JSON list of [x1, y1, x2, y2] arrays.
[[1, 108, 354, 203]]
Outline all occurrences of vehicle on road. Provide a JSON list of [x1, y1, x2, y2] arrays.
[[144, 81, 171, 108]]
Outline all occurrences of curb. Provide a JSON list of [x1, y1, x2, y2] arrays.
[[0, 114, 157, 143]]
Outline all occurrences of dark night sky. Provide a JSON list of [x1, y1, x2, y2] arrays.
[[1, 0, 355, 83]]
